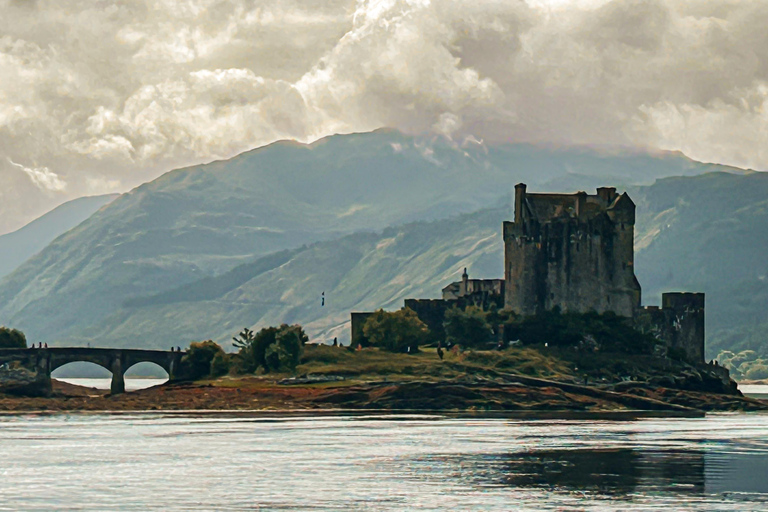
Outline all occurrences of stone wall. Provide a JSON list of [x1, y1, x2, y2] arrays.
[[636, 292, 705, 365], [350, 312, 374, 347]]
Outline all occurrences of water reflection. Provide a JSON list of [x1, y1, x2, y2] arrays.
[[500, 448, 705, 495]]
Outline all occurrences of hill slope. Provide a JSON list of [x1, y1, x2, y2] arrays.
[[0, 194, 118, 279], [0, 130, 748, 349]]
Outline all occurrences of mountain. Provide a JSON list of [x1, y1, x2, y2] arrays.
[[0, 194, 118, 279], [632, 171, 768, 356], [0, 129, 747, 349]]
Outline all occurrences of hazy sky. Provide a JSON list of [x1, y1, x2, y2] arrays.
[[1, 0, 767, 233]]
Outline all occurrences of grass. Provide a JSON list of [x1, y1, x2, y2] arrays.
[[291, 343, 576, 383]]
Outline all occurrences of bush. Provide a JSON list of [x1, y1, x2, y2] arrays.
[[182, 340, 226, 380], [443, 306, 495, 348], [233, 324, 308, 373], [209, 352, 231, 377], [363, 308, 429, 353], [0, 327, 26, 349], [504, 309, 657, 355]]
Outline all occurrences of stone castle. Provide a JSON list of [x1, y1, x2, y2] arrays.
[[352, 184, 707, 365]]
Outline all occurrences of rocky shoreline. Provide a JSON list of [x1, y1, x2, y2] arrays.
[[0, 376, 765, 414]]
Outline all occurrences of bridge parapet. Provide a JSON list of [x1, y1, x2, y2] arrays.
[[0, 348, 187, 395]]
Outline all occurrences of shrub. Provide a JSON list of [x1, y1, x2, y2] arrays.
[[443, 306, 495, 348], [0, 327, 26, 349], [504, 309, 657, 355], [182, 340, 225, 380], [233, 324, 308, 373], [363, 308, 429, 353], [209, 352, 231, 377]]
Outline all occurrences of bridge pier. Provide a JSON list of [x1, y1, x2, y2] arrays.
[[110, 357, 125, 395]]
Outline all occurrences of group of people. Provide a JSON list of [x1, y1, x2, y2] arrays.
[[29, 342, 48, 349]]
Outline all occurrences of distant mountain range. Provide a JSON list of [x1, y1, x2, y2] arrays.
[[0, 129, 760, 358], [0, 194, 118, 279]]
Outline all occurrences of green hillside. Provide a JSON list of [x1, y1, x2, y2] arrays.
[[0, 130, 751, 351], [0, 194, 118, 279]]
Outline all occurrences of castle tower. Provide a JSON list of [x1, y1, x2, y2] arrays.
[[503, 184, 641, 317]]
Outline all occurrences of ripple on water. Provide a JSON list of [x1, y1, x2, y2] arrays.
[[0, 413, 767, 510]]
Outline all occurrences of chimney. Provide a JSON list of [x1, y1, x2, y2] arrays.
[[514, 183, 527, 223], [597, 187, 617, 203], [575, 191, 587, 219]]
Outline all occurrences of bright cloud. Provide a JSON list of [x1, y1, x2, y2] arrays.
[[1, 0, 768, 232]]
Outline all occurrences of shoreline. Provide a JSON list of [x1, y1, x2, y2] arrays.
[[0, 407, 710, 419], [1, 377, 766, 416]]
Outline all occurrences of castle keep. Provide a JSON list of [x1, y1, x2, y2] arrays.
[[352, 184, 707, 365], [504, 184, 640, 317]]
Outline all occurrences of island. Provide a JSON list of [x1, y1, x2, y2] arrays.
[[0, 185, 766, 414]]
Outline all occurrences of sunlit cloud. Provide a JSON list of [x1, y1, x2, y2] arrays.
[[0, 0, 767, 232]]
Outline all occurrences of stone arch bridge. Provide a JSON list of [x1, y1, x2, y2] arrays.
[[0, 347, 189, 394]]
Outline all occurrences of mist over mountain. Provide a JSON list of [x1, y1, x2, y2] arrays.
[[0, 194, 118, 279], [0, 130, 753, 353]]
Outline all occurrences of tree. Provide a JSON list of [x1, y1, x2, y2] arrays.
[[443, 306, 495, 348], [181, 340, 226, 380], [0, 327, 26, 349], [362, 308, 429, 353], [209, 352, 231, 377], [233, 324, 308, 373]]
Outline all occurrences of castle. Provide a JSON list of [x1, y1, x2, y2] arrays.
[[352, 184, 707, 365]]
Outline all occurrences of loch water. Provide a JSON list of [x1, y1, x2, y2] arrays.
[[1, 411, 768, 511]]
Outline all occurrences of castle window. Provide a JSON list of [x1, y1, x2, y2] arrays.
[[623, 262, 627, 270], [607, 296, 611, 304], [550, 293, 554, 300], [576, 243, 580, 252]]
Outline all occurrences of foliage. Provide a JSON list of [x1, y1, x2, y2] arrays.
[[182, 340, 226, 380], [443, 306, 495, 348], [0, 327, 26, 348], [362, 308, 429, 353], [503, 309, 657, 355], [233, 324, 308, 373], [209, 352, 231, 377]]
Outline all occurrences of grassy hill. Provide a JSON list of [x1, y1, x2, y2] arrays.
[[0, 130, 753, 352]]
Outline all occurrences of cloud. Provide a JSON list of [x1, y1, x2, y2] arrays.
[[1, 0, 768, 231], [7, 158, 66, 192]]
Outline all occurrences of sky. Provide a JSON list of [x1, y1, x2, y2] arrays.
[[0, 0, 767, 233]]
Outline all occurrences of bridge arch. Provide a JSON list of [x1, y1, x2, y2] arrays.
[[125, 361, 169, 379], [51, 361, 112, 379]]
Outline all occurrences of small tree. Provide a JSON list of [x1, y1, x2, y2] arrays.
[[209, 352, 231, 377], [181, 340, 226, 380], [443, 306, 495, 348], [0, 327, 26, 349], [233, 324, 307, 373], [363, 308, 429, 353]]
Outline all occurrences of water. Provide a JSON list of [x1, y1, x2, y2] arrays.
[[55, 378, 168, 391], [1, 413, 768, 511], [739, 384, 768, 400]]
